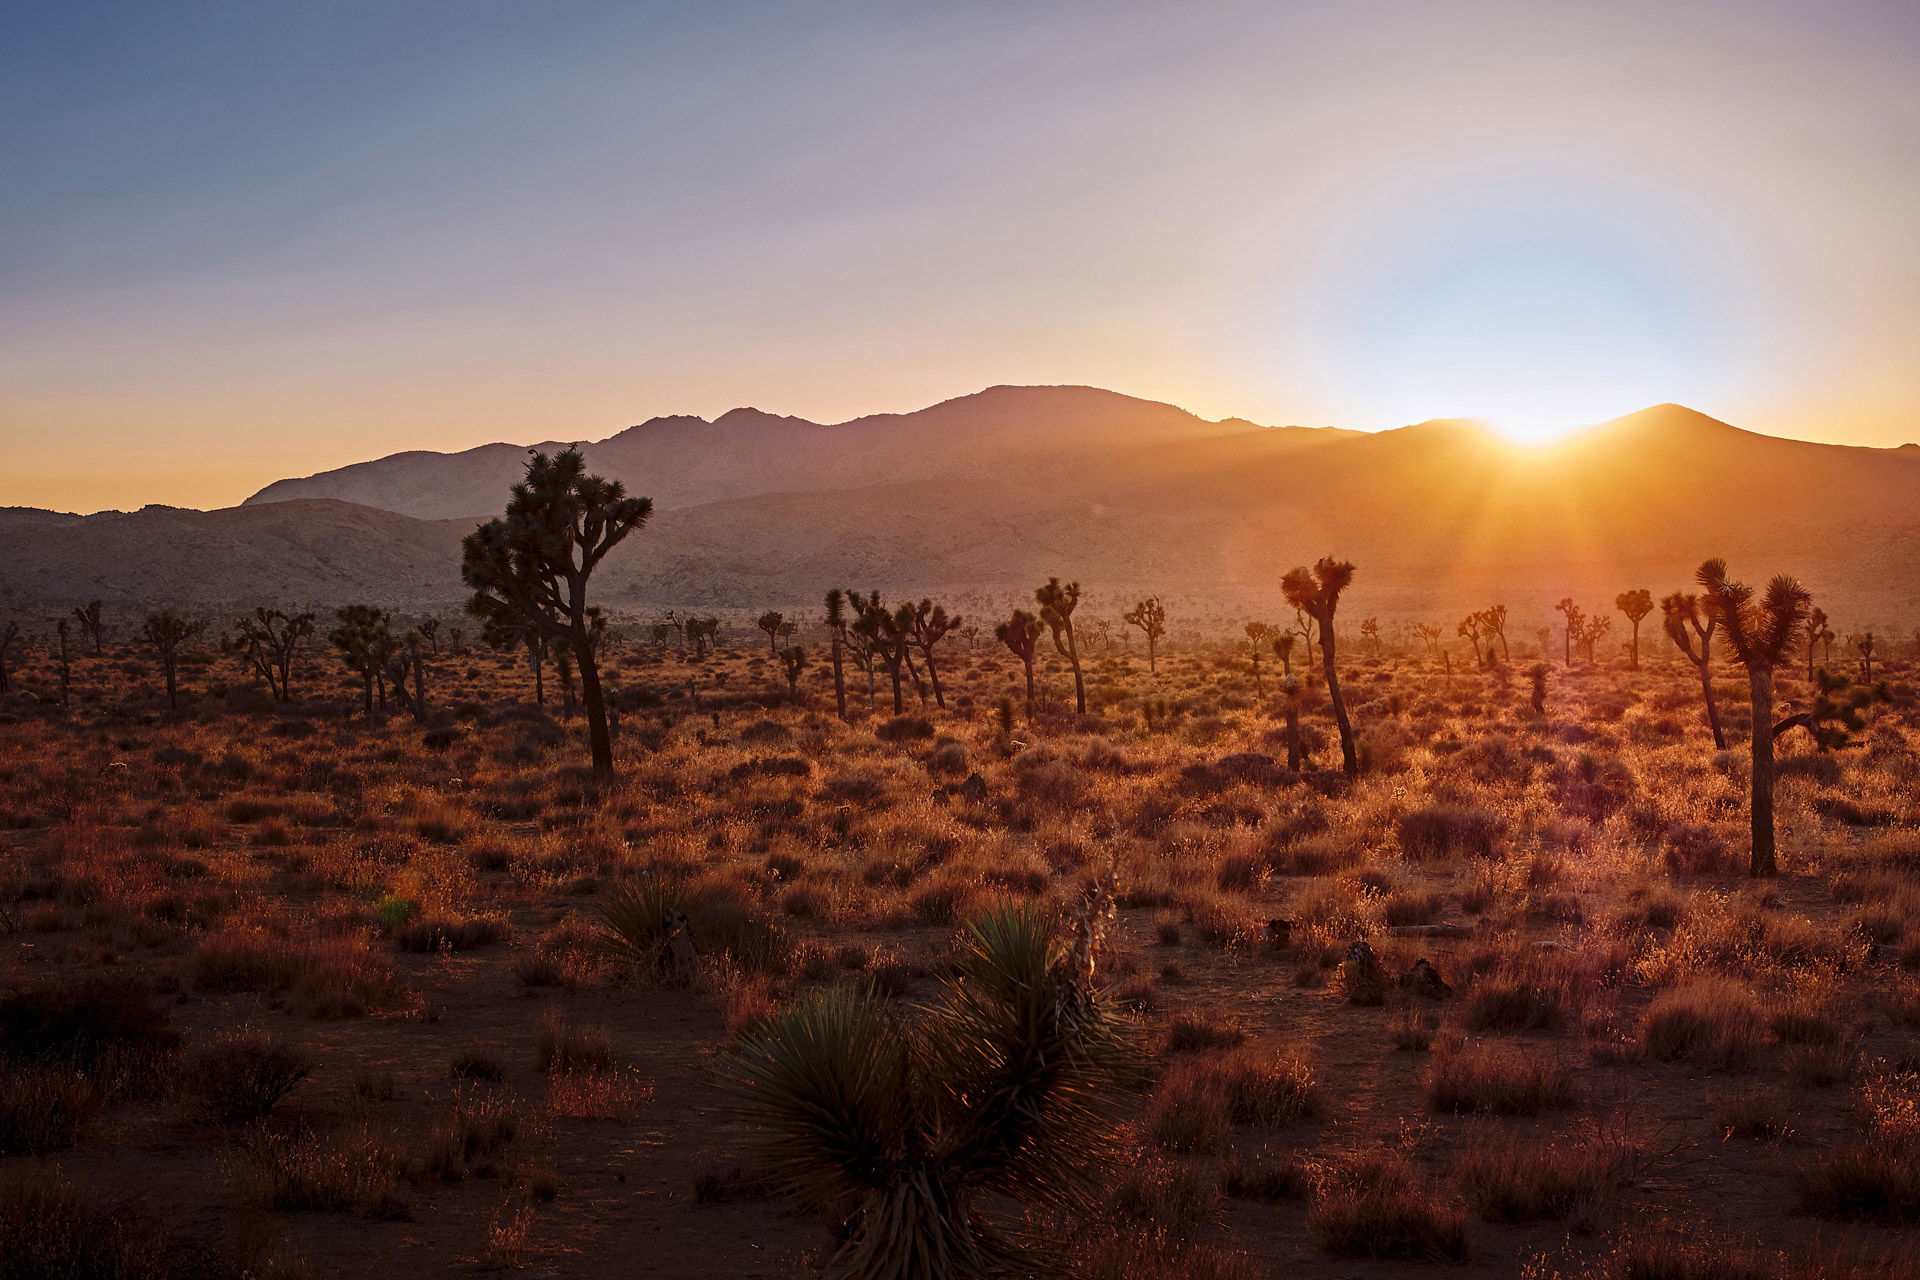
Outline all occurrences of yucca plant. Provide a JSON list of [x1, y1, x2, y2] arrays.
[[717, 905, 1136, 1279]]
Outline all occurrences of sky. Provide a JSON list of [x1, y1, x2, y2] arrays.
[[2, 0, 1917, 512]]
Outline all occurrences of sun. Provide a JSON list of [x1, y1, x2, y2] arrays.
[[1484, 413, 1587, 447]]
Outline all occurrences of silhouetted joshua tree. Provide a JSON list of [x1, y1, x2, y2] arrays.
[[332, 604, 399, 713], [1853, 632, 1875, 684], [995, 608, 1043, 719], [142, 610, 203, 712], [1122, 596, 1166, 674], [1527, 662, 1548, 714], [71, 601, 106, 655], [1479, 604, 1510, 661], [1360, 617, 1380, 653], [0, 620, 18, 695], [823, 590, 849, 721], [1773, 667, 1879, 753], [1803, 607, 1828, 682], [757, 611, 785, 659], [462, 448, 650, 777], [779, 645, 808, 700], [1696, 558, 1811, 878], [1577, 614, 1611, 666], [1553, 598, 1582, 666], [1616, 589, 1653, 670], [1457, 613, 1485, 668], [1282, 557, 1358, 777], [482, 613, 548, 705], [417, 617, 441, 654], [384, 629, 429, 723], [908, 599, 962, 710], [1412, 622, 1442, 659], [1272, 630, 1296, 679], [1036, 578, 1086, 715], [1279, 675, 1308, 769], [224, 607, 315, 703], [1244, 621, 1272, 696], [1661, 592, 1726, 749]]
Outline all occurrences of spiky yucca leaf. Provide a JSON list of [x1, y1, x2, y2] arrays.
[[598, 877, 700, 961], [715, 985, 916, 1216]]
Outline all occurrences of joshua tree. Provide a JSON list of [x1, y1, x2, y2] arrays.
[[142, 610, 203, 711], [1479, 604, 1510, 661], [1854, 632, 1876, 684], [1457, 613, 1485, 668], [1359, 617, 1380, 653], [482, 613, 548, 705], [1553, 598, 1583, 666], [332, 604, 399, 713], [1527, 662, 1548, 714], [1291, 607, 1316, 668], [1577, 613, 1612, 666], [1244, 620, 1272, 695], [1661, 592, 1726, 749], [1122, 596, 1166, 674], [224, 607, 315, 703], [995, 608, 1043, 719], [1803, 607, 1828, 681], [1413, 622, 1442, 659], [1279, 675, 1307, 769], [71, 600, 106, 655], [1035, 578, 1087, 715], [1533, 626, 1551, 660], [384, 630, 429, 723], [1696, 558, 1811, 878], [417, 617, 441, 654], [779, 645, 809, 699], [1282, 557, 1358, 777], [717, 905, 1135, 1280], [686, 616, 720, 659], [849, 595, 909, 713], [1615, 589, 1653, 670], [0, 620, 18, 694], [823, 590, 850, 721], [756, 611, 785, 658], [907, 600, 962, 711], [1272, 630, 1296, 679], [462, 448, 650, 776]]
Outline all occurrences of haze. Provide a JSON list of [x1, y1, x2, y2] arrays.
[[3, 0, 1917, 511]]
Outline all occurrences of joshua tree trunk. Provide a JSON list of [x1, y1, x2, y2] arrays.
[[1317, 617, 1356, 777], [1020, 654, 1036, 719], [1628, 618, 1641, 670], [575, 632, 614, 777], [1146, 633, 1157, 674], [1283, 697, 1303, 769], [887, 655, 904, 713], [1064, 629, 1086, 715], [1696, 656, 1726, 750], [1747, 665, 1777, 877], [830, 630, 847, 721], [920, 646, 946, 710]]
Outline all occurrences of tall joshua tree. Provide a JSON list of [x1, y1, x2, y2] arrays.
[[1457, 613, 1485, 668], [463, 448, 651, 778], [481, 614, 548, 706], [756, 611, 785, 659], [142, 610, 203, 711], [1272, 630, 1296, 679], [1661, 592, 1726, 750], [823, 590, 849, 721], [1854, 633, 1876, 684], [778, 645, 809, 700], [332, 604, 399, 713], [71, 601, 106, 655], [995, 608, 1043, 719], [1244, 621, 1272, 696], [1035, 578, 1086, 715], [1577, 613, 1612, 666], [225, 607, 315, 703], [1553, 598, 1583, 666], [1282, 557, 1358, 777], [1696, 559, 1811, 878], [1122, 596, 1166, 674], [1616, 589, 1653, 670]]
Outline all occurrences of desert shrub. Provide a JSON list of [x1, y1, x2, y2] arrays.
[[392, 912, 510, 953], [1397, 804, 1502, 860], [875, 714, 934, 741], [1426, 1043, 1578, 1115], [239, 1127, 409, 1218], [419, 1087, 521, 1181], [182, 1027, 311, 1123], [1306, 1154, 1470, 1261], [1453, 1131, 1627, 1221], [600, 875, 794, 975], [1795, 1135, 1920, 1223], [1642, 979, 1767, 1066], [1164, 1013, 1245, 1054], [0, 1068, 103, 1155], [1221, 1150, 1315, 1201], [0, 1173, 248, 1279], [0, 971, 176, 1070], [1108, 1160, 1222, 1246]]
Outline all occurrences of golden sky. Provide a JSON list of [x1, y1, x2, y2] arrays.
[[3, 0, 1917, 512]]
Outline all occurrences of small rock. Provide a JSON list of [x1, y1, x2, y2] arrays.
[[1341, 940, 1387, 1006], [1400, 958, 1452, 1000]]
